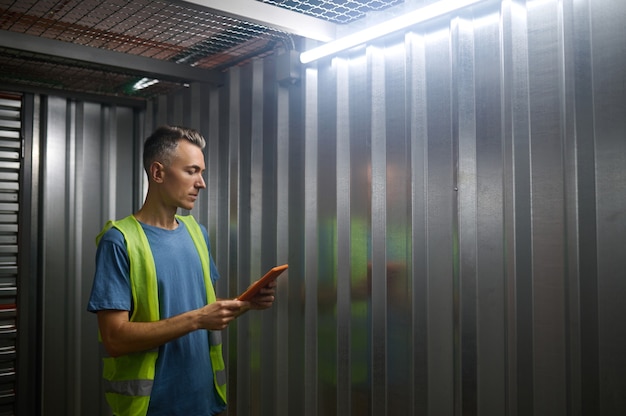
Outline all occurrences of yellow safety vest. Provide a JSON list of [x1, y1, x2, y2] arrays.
[[95, 215, 227, 416]]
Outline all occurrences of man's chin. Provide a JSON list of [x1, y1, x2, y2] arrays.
[[180, 202, 196, 211]]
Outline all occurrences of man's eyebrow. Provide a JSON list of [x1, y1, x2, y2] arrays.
[[187, 164, 205, 171]]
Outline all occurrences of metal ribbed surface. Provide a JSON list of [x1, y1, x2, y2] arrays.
[[149, 0, 622, 414], [0, 93, 20, 416], [22, 0, 626, 415], [28, 95, 142, 415]]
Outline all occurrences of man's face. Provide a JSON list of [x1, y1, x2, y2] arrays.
[[160, 139, 206, 210]]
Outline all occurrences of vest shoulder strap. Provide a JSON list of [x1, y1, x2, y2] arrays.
[[176, 215, 217, 304], [97, 215, 159, 322]]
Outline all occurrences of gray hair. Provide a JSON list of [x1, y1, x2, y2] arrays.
[[143, 125, 206, 174]]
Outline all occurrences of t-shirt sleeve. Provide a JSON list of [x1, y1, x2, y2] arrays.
[[87, 227, 132, 313]]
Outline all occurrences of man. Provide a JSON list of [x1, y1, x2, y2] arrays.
[[88, 125, 276, 416]]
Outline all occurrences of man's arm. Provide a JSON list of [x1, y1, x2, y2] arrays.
[[97, 299, 245, 357]]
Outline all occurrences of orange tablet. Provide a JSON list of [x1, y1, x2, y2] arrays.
[[236, 264, 288, 301]]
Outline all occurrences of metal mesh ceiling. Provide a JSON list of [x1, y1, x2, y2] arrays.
[[261, 0, 403, 24], [0, 0, 402, 100]]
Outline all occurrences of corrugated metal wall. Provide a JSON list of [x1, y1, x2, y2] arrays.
[[22, 95, 144, 415], [163, 0, 621, 415], [26, 0, 625, 415]]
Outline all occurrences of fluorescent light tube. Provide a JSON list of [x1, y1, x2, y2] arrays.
[[133, 77, 159, 91], [300, 0, 486, 64]]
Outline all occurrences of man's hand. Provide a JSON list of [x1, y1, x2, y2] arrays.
[[196, 300, 246, 330], [244, 279, 277, 310]]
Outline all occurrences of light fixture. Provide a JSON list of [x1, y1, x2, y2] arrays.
[[133, 77, 159, 91], [300, 0, 487, 64]]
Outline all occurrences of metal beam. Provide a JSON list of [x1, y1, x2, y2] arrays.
[[0, 30, 225, 86], [177, 0, 337, 42]]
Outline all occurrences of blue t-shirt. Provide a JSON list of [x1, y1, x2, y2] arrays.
[[87, 219, 226, 416]]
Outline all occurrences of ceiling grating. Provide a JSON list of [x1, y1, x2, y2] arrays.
[[0, 0, 290, 65], [260, 0, 404, 24], [0, 0, 403, 100]]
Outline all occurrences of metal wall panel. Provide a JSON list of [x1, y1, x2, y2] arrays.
[[22, 95, 143, 415], [590, 1, 626, 415], [146, 0, 626, 415], [0, 93, 21, 416], [20, 0, 625, 415]]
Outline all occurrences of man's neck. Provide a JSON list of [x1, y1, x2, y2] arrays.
[[134, 204, 179, 230]]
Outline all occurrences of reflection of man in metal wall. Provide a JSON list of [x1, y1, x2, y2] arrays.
[[87, 125, 276, 416]]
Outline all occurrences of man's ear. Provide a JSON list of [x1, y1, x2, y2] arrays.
[[150, 161, 165, 183]]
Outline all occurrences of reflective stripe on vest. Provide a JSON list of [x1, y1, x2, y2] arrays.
[[104, 379, 154, 397], [96, 215, 227, 416]]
